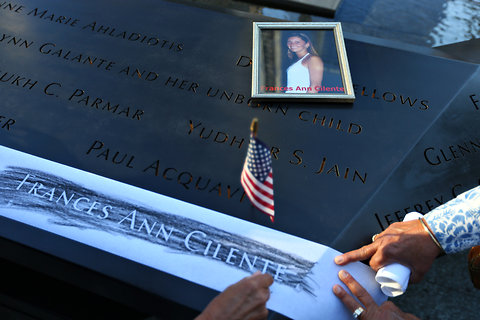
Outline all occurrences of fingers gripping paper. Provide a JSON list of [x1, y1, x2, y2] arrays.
[[375, 212, 423, 297], [0, 146, 386, 319]]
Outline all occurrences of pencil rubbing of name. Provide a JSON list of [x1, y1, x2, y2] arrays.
[[0, 167, 316, 294]]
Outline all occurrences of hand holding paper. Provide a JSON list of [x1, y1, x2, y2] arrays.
[[375, 212, 422, 296], [196, 271, 273, 320], [333, 270, 421, 320], [335, 212, 444, 293]]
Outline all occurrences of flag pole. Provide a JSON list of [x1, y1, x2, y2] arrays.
[[248, 118, 259, 221], [250, 118, 258, 137]]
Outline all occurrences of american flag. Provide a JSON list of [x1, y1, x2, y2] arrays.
[[241, 134, 275, 222]]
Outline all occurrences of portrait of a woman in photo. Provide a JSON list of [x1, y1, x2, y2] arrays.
[[285, 32, 324, 93]]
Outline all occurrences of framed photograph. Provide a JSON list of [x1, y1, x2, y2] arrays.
[[252, 22, 355, 102]]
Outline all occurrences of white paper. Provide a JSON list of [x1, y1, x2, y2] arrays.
[[375, 211, 423, 297], [0, 145, 386, 319]]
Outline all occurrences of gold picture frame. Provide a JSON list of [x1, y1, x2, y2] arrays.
[[252, 22, 355, 102]]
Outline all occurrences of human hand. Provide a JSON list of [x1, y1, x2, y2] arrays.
[[334, 219, 442, 283], [196, 271, 273, 320], [333, 270, 420, 320]]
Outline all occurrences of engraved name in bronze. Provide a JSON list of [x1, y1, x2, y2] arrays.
[[373, 180, 480, 230], [424, 139, 480, 166], [0, 33, 33, 48], [0, 115, 15, 131], [0, 30, 177, 86], [374, 196, 445, 230], [0, 70, 38, 90], [0, 4, 184, 52], [85, 140, 247, 202], [470, 94, 480, 110], [68, 88, 144, 120], [0, 68, 145, 122], [0, 2, 24, 14], [353, 85, 429, 110], [187, 120, 368, 184]]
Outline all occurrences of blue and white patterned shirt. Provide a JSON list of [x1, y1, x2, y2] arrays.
[[424, 185, 480, 253]]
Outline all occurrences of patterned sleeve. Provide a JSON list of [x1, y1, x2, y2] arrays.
[[424, 185, 480, 254]]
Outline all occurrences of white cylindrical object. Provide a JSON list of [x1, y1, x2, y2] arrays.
[[375, 212, 423, 297]]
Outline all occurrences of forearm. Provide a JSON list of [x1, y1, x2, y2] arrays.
[[424, 185, 480, 253]]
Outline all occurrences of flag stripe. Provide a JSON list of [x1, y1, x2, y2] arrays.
[[243, 168, 274, 195], [243, 172, 273, 206], [241, 184, 274, 216], [241, 175, 274, 216], [264, 174, 273, 188], [243, 167, 274, 199], [241, 171, 274, 208]]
